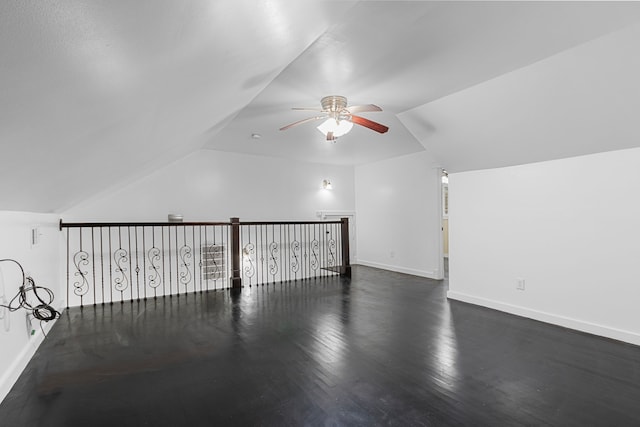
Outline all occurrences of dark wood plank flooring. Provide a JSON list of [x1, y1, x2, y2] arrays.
[[1, 265, 640, 426]]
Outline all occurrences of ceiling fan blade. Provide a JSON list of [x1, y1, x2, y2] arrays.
[[292, 107, 324, 111], [279, 116, 326, 131], [346, 104, 383, 114], [350, 115, 389, 134]]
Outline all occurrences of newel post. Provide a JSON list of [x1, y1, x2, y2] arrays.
[[340, 217, 352, 278], [230, 217, 242, 289]]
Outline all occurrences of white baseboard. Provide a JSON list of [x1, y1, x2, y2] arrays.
[[356, 259, 439, 279], [447, 291, 640, 346], [0, 308, 62, 404]]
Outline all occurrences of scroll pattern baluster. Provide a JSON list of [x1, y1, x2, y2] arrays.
[[178, 244, 192, 287], [310, 239, 319, 271], [72, 251, 90, 297], [62, 219, 347, 307], [328, 238, 337, 267], [268, 241, 279, 278], [243, 242, 256, 282], [113, 248, 129, 293], [290, 240, 301, 276], [148, 247, 162, 289]]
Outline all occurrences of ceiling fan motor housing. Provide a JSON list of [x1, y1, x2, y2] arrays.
[[321, 95, 348, 112]]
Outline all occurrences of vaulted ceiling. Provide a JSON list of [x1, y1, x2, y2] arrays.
[[3, 1, 640, 213]]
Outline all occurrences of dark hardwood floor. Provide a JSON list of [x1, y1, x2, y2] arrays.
[[2, 265, 640, 426]]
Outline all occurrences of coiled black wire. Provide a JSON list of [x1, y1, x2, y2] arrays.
[[0, 258, 60, 323]]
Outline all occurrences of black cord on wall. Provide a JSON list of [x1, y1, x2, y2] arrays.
[[0, 259, 60, 326]]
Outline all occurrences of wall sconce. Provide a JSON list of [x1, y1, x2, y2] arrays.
[[441, 169, 449, 184], [322, 179, 333, 190]]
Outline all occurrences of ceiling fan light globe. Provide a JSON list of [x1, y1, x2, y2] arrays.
[[317, 118, 353, 138]]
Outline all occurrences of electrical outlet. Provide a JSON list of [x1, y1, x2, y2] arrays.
[[516, 278, 526, 291]]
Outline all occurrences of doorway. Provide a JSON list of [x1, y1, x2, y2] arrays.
[[441, 170, 449, 279]]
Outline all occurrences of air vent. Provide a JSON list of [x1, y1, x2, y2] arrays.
[[201, 244, 226, 280]]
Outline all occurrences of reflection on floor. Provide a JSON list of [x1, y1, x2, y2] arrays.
[[444, 256, 449, 278], [1, 265, 639, 426]]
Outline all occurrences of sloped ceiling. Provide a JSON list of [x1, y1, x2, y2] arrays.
[[2, 1, 640, 212], [399, 13, 640, 173]]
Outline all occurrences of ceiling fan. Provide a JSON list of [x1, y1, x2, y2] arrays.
[[279, 95, 389, 141]]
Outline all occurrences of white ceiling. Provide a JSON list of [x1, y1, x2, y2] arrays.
[[401, 20, 640, 173], [2, 1, 640, 212]]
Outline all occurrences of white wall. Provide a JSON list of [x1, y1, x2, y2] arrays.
[[448, 147, 640, 345], [0, 211, 61, 403], [63, 149, 355, 222], [354, 151, 442, 278]]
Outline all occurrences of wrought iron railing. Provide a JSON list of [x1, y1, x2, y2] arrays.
[[239, 221, 342, 286], [60, 218, 350, 308]]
